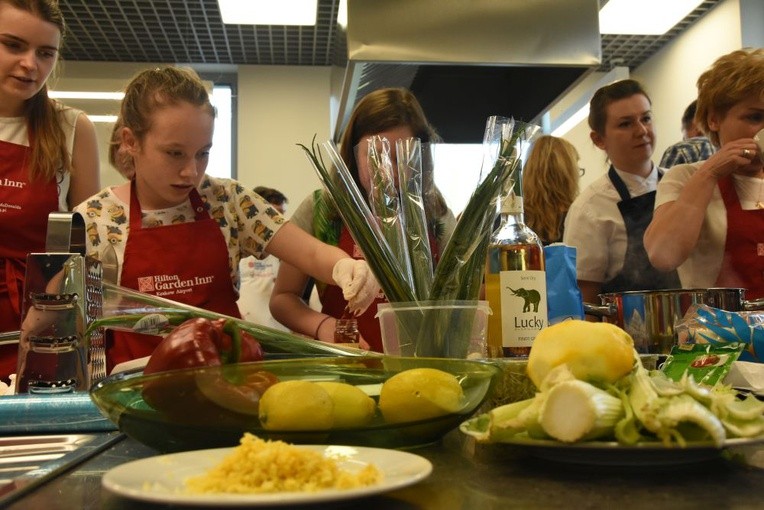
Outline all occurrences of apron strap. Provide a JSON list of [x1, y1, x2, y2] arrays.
[[608, 165, 664, 203]]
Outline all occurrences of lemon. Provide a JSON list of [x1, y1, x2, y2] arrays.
[[379, 368, 464, 424], [258, 380, 333, 430], [527, 320, 635, 389], [315, 381, 377, 428]]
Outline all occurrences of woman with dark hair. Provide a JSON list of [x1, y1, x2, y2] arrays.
[[0, 0, 100, 380], [645, 48, 764, 297], [270, 88, 456, 352], [563, 79, 679, 304]]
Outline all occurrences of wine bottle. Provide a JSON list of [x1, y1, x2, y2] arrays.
[[485, 166, 547, 357]]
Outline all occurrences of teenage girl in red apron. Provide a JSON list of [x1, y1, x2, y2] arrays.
[[0, 137, 59, 378], [0, 1, 101, 382], [86, 67, 376, 373], [105, 182, 242, 373]]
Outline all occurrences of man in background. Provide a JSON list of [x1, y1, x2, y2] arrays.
[[659, 99, 716, 168], [237, 187, 320, 330]]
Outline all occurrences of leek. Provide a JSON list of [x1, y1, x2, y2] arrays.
[[396, 138, 434, 300], [539, 380, 624, 442], [91, 282, 379, 359], [367, 136, 414, 290], [298, 137, 417, 304]]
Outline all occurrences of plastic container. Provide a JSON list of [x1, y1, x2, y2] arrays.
[[376, 300, 490, 358]]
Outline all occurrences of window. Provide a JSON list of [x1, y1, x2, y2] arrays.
[[431, 143, 483, 218], [206, 84, 234, 179]]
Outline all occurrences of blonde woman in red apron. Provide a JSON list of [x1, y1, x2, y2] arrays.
[[74, 67, 378, 373], [646, 48, 764, 298], [271, 88, 456, 352], [0, 0, 99, 381]]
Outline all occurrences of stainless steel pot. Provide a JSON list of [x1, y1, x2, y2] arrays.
[[583, 288, 764, 354]]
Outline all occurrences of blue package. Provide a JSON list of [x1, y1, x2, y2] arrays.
[[544, 244, 585, 324]]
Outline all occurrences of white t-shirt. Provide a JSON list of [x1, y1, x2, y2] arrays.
[[236, 254, 320, 330], [563, 165, 660, 283], [654, 162, 764, 288]]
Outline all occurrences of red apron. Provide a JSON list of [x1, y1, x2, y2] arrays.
[[0, 138, 59, 379], [714, 176, 764, 299], [107, 181, 241, 373], [320, 226, 440, 353]]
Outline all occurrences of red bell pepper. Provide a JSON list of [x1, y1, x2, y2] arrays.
[[144, 318, 263, 374], [141, 318, 272, 419]]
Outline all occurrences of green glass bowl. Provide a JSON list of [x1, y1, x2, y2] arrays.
[[90, 356, 500, 452]]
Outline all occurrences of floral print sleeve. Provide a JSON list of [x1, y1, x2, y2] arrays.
[[197, 176, 286, 264]]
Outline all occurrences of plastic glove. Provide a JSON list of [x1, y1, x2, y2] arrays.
[[332, 258, 380, 315]]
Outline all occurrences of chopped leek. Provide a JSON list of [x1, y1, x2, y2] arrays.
[[539, 380, 624, 442]]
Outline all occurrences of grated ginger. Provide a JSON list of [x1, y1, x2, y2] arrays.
[[185, 433, 382, 494]]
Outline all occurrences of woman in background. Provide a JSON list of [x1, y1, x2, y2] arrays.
[[563, 79, 679, 304], [523, 135, 580, 245], [270, 88, 456, 352], [645, 48, 764, 297], [75, 66, 377, 372], [0, 0, 99, 380]]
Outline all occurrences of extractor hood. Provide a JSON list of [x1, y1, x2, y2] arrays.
[[330, 0, 602, 143]]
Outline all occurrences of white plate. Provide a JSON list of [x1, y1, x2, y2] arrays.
[[494, 435, 764, 466], [102, 444, 432, 506]]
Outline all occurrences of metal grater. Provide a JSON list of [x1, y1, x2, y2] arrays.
[[15, 213, 105, 394]]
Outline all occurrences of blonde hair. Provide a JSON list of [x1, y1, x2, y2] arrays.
[[6, 0, 69, 182], [108, 119, 133, 179], [119, 66, 215, 145], [696, 48, 764, 147], [523, 135, 580, 243]]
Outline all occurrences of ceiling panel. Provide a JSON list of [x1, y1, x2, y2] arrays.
[[57, 0, 723, 70]]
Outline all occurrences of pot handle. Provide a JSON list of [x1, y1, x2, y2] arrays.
[[742, 298, 764, 311], [582, 302, 617, 318]]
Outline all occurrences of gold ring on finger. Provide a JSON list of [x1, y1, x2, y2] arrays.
[[743, 148, 751, 158]]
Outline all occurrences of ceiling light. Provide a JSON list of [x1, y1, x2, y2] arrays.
[[337, 0, 347, 28], [599, 0, 703, 35], [218, 0, 317, 25], [88, 115, 119, 123], [48, 91, 124, 100]]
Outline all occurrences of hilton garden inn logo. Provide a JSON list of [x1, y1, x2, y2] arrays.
[[137, 274, 215, 295]]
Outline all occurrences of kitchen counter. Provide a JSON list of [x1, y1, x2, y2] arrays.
[[5, 430, 764, 510]]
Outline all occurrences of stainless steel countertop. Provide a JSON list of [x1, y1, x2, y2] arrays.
[[5, 430, 764, 510]]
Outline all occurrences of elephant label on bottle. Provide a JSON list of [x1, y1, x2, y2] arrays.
[[499, 270, 547, 350]]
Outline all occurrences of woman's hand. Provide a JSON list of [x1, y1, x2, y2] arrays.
[[702, 138, 762, 179], [331, 259, 380, 314]]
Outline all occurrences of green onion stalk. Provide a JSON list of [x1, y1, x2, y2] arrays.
[[88, 282, 376, 359], [415, 118, 539, 357], [396, 137, 434, 301], [366, 136, 415, 291], [298, 137, 417, 304]]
